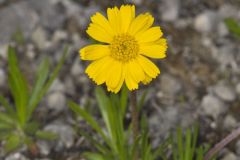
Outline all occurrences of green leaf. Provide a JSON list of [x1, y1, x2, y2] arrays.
[[177, 127, 184, 160], [27, 58, 49, 119], [8, 46, 29, 126], [189, 125, 199, 159], [37, 46, 68, 100], [95, 87, 115, 146], [224, 18, 240, 38], [77, 129, 111, 155], [0, 121, 14, 131], [83, 152, 107, 160], [11, 27, 25, 45], [138, 89, 148, 111], [0, 112, 15, 125], [184, 129, 192, 160], [0, 95, 15, 117], [4, 134, 22, 152], [120, 84, 128, 117], [68, 101, 110, 146], [153, 136, 172, 159], [24, 121, 40, 135], [35, 130, 58, 140]]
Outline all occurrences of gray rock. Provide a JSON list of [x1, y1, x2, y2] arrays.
[[5, 153, 29, 160], [201, 94, 225, 119], [160, 0, 180, 22], [0, 69, 6, 87], [61, 0, 81, 17], [213, 84, 236, 102], [47, 92, 66, 112], [37, 140, 51, 156], [44, 122, 74, 150], [160, 74, 182, 96], [217, 22, 229, 37], [236, 83, 240, 95], [0, 0, 5, 4], [236, 140, 240, 155], [26, 44, 36, 60], [131, 0, 143, 5], [194, 10, 219, 33], [64, 77, 75, 96], [71, 59, 83, 77], [223, 115, 237, 130], [0, 44, 8, 59], [27, 0, 65, 29], [218, 4, 239, 19], [214, 45, 238, 72], [0, 1, 39, 45], [49, 79, 66, 93], [52, 30, 68, 43], [221, 152, 237, 160], [31, 27, 48, 50]]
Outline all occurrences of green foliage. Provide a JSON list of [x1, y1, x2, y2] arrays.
[[0, 46, 68, 153], [69, 87, 168, 160], [11, 28, 25, 45], [224, 18, 240, 39], [171, 126, 216, 160], [69, 87, 217, 160]]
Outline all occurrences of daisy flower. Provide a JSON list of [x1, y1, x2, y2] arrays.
[[80, 5, 167, 93]]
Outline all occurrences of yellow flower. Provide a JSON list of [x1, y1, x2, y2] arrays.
[[80, 5, 167, 93]]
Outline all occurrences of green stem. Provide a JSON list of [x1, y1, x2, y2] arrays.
[[131, 91, 139, 160]]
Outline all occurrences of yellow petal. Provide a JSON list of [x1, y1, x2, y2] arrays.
[[86, 56, 112, 85], [125, 64, 138, 90], [108, 64, 125, 93], [127, 59, 145, 83], [137, 55, 160, 78], [90, 12, 115, 36], [139, 39, 167, 59], [120, 5, 135, 33], [87, 23, 112, 43], [106, 59, 123, 92], [142, 74, 152, 84], [135, 27, 163, 43], [107, 7, 121, 34], [128, 13, 154, 35], [80, 45, 110, 60]]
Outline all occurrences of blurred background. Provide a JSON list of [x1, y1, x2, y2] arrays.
[[0, 0, 240, 159]]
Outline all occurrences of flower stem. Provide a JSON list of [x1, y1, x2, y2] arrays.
[[131, 90, 139, 160], [204, 126, 240, 160]]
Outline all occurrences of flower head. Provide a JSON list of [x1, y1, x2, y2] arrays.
[[80, 5, 167, 93]]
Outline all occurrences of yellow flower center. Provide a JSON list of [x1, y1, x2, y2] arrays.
[[109, 34, 139, 62]]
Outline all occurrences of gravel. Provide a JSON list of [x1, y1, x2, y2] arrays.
[[0, 1, 39, 45], [194, 10, 219, 33], [0, 0, 239, 159], [201, 94, 225, 119], [213, 83, 236, 102]]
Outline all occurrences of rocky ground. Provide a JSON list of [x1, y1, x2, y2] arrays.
[[0, 0, 240, 159]]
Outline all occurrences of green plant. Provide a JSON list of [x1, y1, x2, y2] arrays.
[[224, 18, 240, 39], [69, 87, 219, 160], [170, 126, 216, 160], [69, 86, 169, 160], [0, 46, 68, 153]]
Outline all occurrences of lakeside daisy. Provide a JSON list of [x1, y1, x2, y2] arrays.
[[80, 5, 167, 93]]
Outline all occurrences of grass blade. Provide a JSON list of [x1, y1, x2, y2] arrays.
[[224, 18, 240, 38], [68, 100, 110, 146], [177, 127, 184, 160], [33, 46, 68, 111], [120, 85, 128, 117], [0, 95, 15, 117], [8, 46, 29, 125], [27, 58, 49, 119]]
